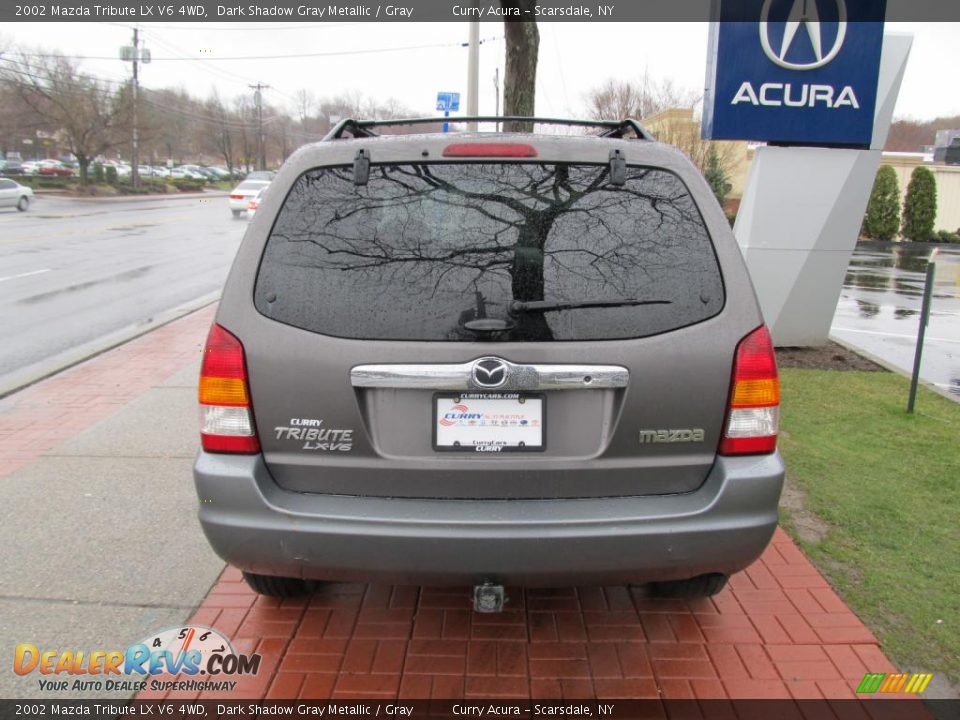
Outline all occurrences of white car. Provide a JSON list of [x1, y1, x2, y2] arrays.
[[246, 187, 267, 219], [0, 178, 34, 211], [228, 180, 270, 217], [170, 167, 206, 180]]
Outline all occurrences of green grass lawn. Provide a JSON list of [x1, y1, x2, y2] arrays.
[[778, 368, 959, 686]]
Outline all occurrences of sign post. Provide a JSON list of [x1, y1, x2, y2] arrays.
[[703, 0, 911, 347], [436, 91, 461, 133]]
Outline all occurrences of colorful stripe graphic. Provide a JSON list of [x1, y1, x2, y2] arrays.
[[856, 672, 933, 694]]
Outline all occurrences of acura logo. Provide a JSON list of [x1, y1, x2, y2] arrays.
[[760, 0, 847, 71], [472, 358, 507, 388]]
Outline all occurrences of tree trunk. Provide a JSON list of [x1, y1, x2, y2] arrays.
[[501, 2, 539, 133], [78, 155, 89, 186]]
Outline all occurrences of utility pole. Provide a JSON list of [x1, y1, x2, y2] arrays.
[[466, 20, 480, 131], [249, 83, 270, 171], [120, 28, 149, 189]]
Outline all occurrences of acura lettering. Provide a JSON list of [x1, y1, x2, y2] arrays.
[[731, 81, 859, 109]]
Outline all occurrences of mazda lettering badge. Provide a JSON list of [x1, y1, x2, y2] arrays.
[[472, 358, 508, 388]]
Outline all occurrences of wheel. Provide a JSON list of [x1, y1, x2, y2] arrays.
[[648, 573, 728, 598], [241, 571, 309, 598], [231, 208, 241, 218], [17, 196, 29, 211]]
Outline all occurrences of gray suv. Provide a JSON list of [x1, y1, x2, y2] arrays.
[[194, 117, 784, 603]]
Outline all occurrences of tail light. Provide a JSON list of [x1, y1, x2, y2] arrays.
[[198, 324, 260, 454], [229, 194, 243, 200], [719, 325, 780, 456]]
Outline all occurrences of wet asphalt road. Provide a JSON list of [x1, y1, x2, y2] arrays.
[[0, 193, 246, 393], [831, 243, 960, 399]]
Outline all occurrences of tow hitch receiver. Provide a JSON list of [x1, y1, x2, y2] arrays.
[[473, 583, 506, 613]]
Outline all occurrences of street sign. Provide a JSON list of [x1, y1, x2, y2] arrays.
[[703, 0, 886, 147], [436, 92, 461, 112]]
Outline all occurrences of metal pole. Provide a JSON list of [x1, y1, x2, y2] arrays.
[[494, 68, 500, 132], [131, 27, 139, 190], [466, 20, 480, 131], [257, 94, 264, 170], [907, 260, 936, 413]]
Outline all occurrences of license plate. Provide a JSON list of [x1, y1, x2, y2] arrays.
[[433, 393, 545, 452]]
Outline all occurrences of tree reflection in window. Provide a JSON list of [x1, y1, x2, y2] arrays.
[[255, 163, 723, 341]]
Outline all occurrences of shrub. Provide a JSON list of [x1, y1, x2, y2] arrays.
[[105, 165, 118, 184], [93, 163, 105, 184], [703, 144, 732, 206], [172, 179, 205, 192], [934, 230, 960, 244], [861, 165, 900, 240], [901, 166, 937, 242]]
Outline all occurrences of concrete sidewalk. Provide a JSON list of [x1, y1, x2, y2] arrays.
[[0, 306, 901, 701], [0, 306, 222, 699]]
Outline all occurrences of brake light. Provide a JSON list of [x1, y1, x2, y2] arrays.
[[719, 325, 780, 456], [198, 324, 260, 454], [442, 143, 538, 158], [230, 194, 243, 200]]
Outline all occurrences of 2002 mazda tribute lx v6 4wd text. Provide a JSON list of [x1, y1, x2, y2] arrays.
[[193, 117, 784, 606]]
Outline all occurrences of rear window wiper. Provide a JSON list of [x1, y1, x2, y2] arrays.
[[510, 298, 672, 313]]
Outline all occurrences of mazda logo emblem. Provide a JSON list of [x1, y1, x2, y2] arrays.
[[472, 358, 508, 388], [760, 0, 847, 71]]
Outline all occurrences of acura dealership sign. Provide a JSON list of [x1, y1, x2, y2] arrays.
[[703, 0, 886, 146]]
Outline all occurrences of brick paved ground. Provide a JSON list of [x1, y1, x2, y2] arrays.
[[0, 306, 902, 702], [144, 529, 894, 702], [0, 305, 216, 479]]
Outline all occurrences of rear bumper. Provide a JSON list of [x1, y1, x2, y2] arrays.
[[193, 452, 784, 586]]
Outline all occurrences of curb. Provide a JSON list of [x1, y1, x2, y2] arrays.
[[0, 291, 219, 400], [33, 191, 228, 201], [828, 333, 958, 403]]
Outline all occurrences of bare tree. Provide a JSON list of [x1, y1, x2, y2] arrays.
[[585, 73, 700, 121], [203, 89, 238, 174], [501, 2, 539, 132], [0, 53, 132, 184]]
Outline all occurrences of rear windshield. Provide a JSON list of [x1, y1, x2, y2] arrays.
[[254, 163, 724, 341], [238, 181, 268, 191]]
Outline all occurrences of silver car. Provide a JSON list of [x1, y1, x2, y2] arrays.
[[194, 118, 784, 604], [0, 178, 33, 211]]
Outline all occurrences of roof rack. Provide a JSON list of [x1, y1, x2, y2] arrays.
[[323, 116, 655, 142]]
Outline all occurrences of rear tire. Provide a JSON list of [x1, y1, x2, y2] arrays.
[[17, 196, 29, 211], [242, 571, 309, 598], [648, 573, 728, 598]]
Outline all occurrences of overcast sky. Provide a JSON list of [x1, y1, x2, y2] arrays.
[[4, 22, 959, 122]]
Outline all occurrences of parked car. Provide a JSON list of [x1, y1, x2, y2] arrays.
[[37, 160, 74, 177], [227, 179, 270, 217], [178, 164, 215, 181], [170, 166, 206, 181], [0, 177, 34, 211], [1, 160, 25, 175], [195, 117, 784, 603], [21, 161, 40, 175]]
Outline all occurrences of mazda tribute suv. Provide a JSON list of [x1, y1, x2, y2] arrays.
[[193, 117, 784, 602]]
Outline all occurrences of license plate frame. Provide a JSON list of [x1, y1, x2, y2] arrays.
[[432, 392, 546, 453]]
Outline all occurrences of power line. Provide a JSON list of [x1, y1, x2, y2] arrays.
[[14, 37, 502, 63]]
